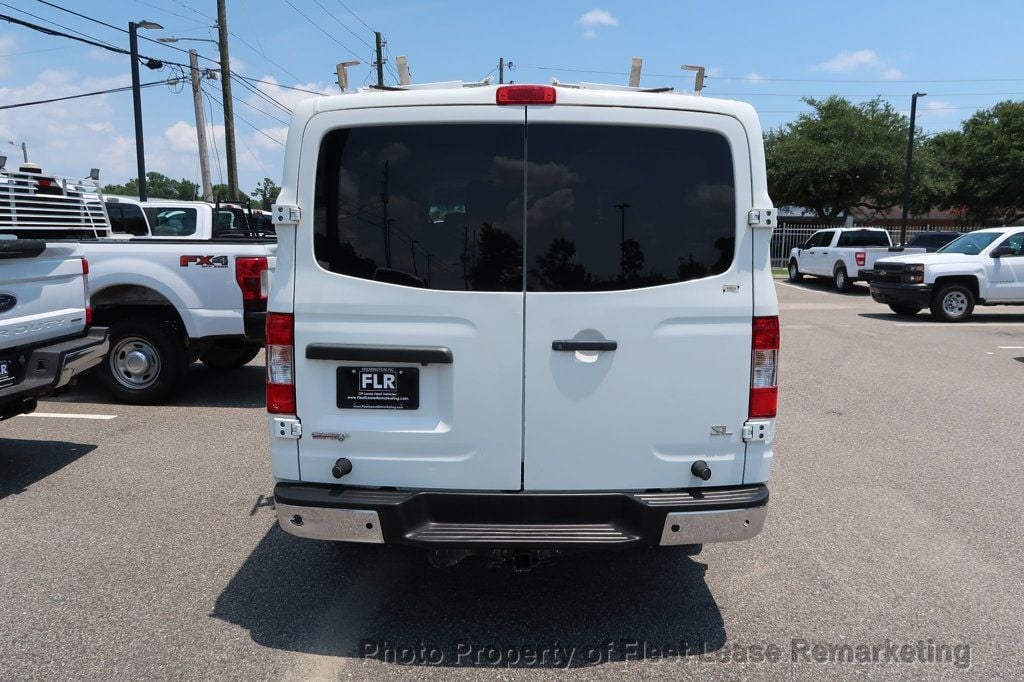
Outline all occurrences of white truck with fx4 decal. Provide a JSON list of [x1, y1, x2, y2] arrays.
[[0, 163, 275, 404]]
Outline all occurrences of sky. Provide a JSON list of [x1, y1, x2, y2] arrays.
[[2, 1, 1024, 195]]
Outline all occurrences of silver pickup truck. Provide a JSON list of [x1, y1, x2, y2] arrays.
[[0, 239, 108, 420]]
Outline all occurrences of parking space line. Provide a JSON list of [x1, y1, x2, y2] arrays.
[[997, 346, 1024, 349], [894, 322, 1024, 327], [20, 412, 118, 420], [775, 281, 833, 296]]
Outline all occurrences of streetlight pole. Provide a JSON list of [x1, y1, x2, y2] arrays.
[[899, 92, 926, 247], [8, 141, 27, 163], [129, 20, 162, 201]]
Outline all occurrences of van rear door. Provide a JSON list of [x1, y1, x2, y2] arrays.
[[292, 108, 526, 490], [521, 108, 754, 491]]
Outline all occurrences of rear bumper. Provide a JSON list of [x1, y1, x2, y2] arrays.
[[0, 327, 108, 420], [274, 482, 769, 549], [869, 282, 933, 308]]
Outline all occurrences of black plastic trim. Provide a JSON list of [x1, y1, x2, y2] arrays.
[[305, 344, 453, 364], [274, 482, 768, 549], [243, 311, 266, 342], [552, 340, 618, 352], [869, 282, 933, 308]]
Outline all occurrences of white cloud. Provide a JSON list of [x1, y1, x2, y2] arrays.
[[744, 72, 766, 85], [705, 66, 726, 78], [0, 34, 16, 78], [922, 100, 955, 117], [816, 49, 903, 80], [577, 8, 618, 39]]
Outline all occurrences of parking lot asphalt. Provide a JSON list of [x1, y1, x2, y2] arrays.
[[1, 278, 1022, 679]]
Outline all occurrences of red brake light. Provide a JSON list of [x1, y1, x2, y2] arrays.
[[750, 316, 779, 418], [85, 306, 93, 326], [266, 312, 295, 414], [496, 85, 556, 105], [855, 251, 866, 267], [81, 258, 89, 275], [236, 256, 269, 312]]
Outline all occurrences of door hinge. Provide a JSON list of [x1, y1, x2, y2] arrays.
[[272, 203, 301, 226], [747, 208, 775, 229], [272, 417, 302, 439], [742, 420, 773, 443]]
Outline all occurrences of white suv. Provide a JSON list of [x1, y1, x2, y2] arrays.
[[264, 82, 779, 568]]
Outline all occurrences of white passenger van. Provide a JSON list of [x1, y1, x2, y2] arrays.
[[265, 82, 779, 568]]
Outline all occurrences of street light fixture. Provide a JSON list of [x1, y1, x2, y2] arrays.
[[129, 19, 163, 202], [899, 92, 927, 247], [157, 36, 219, 45], [7, 141, 27, 164]]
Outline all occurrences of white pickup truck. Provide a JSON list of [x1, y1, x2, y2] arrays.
[[1, 164, 275, 404], [0, 239, 108, 420], [787, 227, 924, 292], [869, 227, 1024, 321]]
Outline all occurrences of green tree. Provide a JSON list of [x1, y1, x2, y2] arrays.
[[211, 183, 231, 201], [928, 101, 1024, 224], [765, 96, 914, 220], [103, 173, 198, 200], [250, 177, 281, 210]]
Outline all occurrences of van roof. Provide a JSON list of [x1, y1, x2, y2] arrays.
[[295, 82, 762, 129]]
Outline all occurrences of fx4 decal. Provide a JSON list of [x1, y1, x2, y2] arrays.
[[180, 255, 228, 268]]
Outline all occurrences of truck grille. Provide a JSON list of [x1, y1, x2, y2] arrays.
[[872, 263, 905, 285]]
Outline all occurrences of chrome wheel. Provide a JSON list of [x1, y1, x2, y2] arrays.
[[942, 291, 968, 317], [110, 335, 161, 390]]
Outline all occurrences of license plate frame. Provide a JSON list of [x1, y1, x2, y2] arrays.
[[0, 357, 15, 388], [337, 366, 419, 410]]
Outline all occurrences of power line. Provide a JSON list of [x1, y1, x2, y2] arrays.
[[521, 64, 1024, 85], [2, 3, 120, 51], [311, 0, 373, 48], [281, 0, 362, 61], [233, 74, 327, 96], [336, 0, 374, 31], [0, 80, 169, 110], [232, 73, 293, 115], [203, 89, 224, 185], [203, 85, 286, 147]]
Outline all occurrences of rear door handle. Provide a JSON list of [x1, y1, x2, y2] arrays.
[[552, 340, 618, 352]]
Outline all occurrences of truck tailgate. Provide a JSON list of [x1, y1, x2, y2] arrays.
[[0, 241, 88, 350]]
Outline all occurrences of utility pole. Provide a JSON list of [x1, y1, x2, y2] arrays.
[[899, 92, 927, 247], [217, 0, 239, 200], [129, 22, 147, 200], [615, 203, 631, 277], [681, 64, 706, 94], [396, 56, 411, 85], [8, 141, 28, 163], [374, 32, 385, 88], [499, 57, 504, 84], [188, 50, 213, 201], [336, 60, 359, 92], [629, 57, 642, 88]]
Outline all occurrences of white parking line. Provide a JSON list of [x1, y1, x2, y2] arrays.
[[997, 346, 1024, 349], [20, 412, 117, 420], [894, 322, 1024, 327], [775, 281, 833, 296]]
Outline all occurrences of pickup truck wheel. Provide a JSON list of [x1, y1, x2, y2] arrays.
[[930, 284, 975, 322], [833, 265, 853, 292], [199, 343, 261, 369], [888, 304, 921, 317], [787, 259, 803, 282], [99, 318, 188, 404]]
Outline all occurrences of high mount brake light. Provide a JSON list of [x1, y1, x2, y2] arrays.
[[266, 312, 295, 414], [496, 85, 556, 105], [749, 316, 779, 418]]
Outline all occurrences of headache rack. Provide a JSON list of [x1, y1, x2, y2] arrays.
[[0, 167, 112, 239]]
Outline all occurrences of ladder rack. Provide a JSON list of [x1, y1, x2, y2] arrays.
[[0, 169, 112, 239]]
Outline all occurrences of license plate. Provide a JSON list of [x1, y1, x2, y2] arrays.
[[0, 358, 14, 387], [337, 366, 419, 410]]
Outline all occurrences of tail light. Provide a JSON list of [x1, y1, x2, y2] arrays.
[[496, 85, 556, 105], [235, 257, 269, 312], [82, 258, 92, 325], [855, 251, 866, 267], [266, 312, 295, 414], [749, 316, 779, 418]]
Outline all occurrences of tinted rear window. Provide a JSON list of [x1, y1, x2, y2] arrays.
[[105, 202, 148, 236], [525, 125, 735, 291], [143, 207, 197, 236], [313, 123, 736, 291], [836, 230, 890, 247]]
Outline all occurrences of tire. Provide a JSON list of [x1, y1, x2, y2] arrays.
[[833, 265, 853, 292], [98, 317, 188, 404], [888, 304, 922, 317], [199, 342, 261, 369], [787, 259, 803, 282], [930, 283, 975, 322]]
